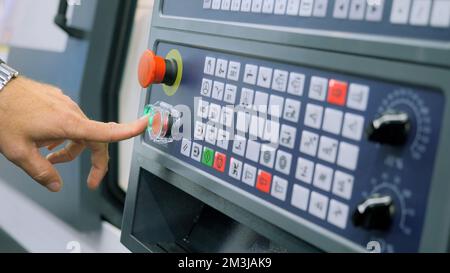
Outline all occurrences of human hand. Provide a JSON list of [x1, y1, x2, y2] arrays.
[[0, 77, 148, 192]]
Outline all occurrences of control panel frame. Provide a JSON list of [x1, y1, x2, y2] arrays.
[[122, 25, 450, 252], [154, 0, 450, 68]]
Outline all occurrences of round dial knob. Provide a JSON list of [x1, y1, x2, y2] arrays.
[[138, 50, 178, 88], [352, 195, 395, 231], [367, 110, 410, 145]]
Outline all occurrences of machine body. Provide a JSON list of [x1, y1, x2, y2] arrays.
[[122, 0, 450, 253]]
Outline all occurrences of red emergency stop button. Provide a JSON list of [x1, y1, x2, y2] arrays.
[[138, 50, 178, 88]]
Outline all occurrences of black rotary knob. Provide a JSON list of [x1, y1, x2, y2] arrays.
[[352, 195, 395, 231], [367, 111, 410, 145]]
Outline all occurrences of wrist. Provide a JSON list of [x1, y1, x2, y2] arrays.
[[0, 61, 19, 92]]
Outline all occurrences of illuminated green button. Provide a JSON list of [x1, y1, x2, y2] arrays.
[[143, 105, 155, 127], [201, 147, 214, 167]]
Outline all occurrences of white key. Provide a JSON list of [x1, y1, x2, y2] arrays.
[[257, 66, 273, 89], [260, 144, 277, 168], [283, 99, 301, 123], [208, 103, 222, 123], [430, 0, 450, 28], [253, 91, 269, 113], [194, 121, 206, 140], [249, 115, 266, 139], [252, 0, 263, 12], [332, 170, 354, 200], [347, 83, 369, 111], [212, 81, 225, 101], [191, 142, 203, 162], [304, 103, 324, 129], [233, 134, 247, 156], [337, 142, 360, 171], [200, 78, 213, 97], [333, 0, 350, 19], [286, 0, 301, 15], [229, 157, 243, 180], [327, 199, 349, 229], [236, 111, 251, 133], [204, 57, 216, 75], [274, 0, 288, 15], [240, 88, 254, 109], [197, 100, 209, 119], [224, 84, 238, 104], [313, 0, 328, 17], [390, 0, 412, 24], [241, 0, 252, 11], [217, 129, 231, 150], [180, 138, 192, 157], [365, 0, 384, 22], [243, 64, 258, 85], [275, 150, 293, 175], [322, 108, 344, 135], [309, 191, 329, 220], [205, 125, 218, 145], [313, 164, 334, 192], [410, 0, 432, 26], [204, 0, 213, 9], [279, 124, 297, 149], [287, 72, 305, 96], [291, 184, 310, 211], [269, 94, 284, 118], [221, 0, 232, 10], [317, 136, 339, 164], [212, 0, 222, 10], [262, 0, 275, 13], [215, 59, 228, 78], [227, 61, 241, 81], [263, 120, 280, 144], [271, 176, 289, 201], [231, 0, 242, 11], [309, 76, 328, 101], [221, 106, 234, 128], [272, 69, 289, 92], [342, 113, 365, 141], [349, 0, 366, 20], [246, 140, 261, 162], [295, 157, 315, 184], [242, 163, 257, 186], [299, 0, 314, 16], [300, 130, 319, 157]]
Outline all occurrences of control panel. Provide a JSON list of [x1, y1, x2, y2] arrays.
[[121, 0, 450, 253], [163, 0, 450, 40]]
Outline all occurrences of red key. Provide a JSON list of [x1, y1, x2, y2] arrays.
[[328, 80, 348, 106], [213, 152, 227, 173], [256, 171, 272, 193]]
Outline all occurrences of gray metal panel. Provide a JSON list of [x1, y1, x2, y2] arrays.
[[122, 26, 450, 252], [152, 0, 450, 68], [122, 0, 450, 252]]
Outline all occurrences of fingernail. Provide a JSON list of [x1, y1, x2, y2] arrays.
[[47, 182, 61, 192]]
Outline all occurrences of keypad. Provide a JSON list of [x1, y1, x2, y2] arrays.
[[202, 0, 450, 30], [180, 54, 370, 232]]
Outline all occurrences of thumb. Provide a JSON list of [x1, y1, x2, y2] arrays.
[[15, 148, 63, 192]]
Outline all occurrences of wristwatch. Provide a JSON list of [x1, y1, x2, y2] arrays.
[[0, 59, 19, 91]]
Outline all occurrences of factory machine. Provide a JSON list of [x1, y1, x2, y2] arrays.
[[121, 0, 450, 253]]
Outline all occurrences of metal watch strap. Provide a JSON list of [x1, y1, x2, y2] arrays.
[[0, 60, 19, 91]]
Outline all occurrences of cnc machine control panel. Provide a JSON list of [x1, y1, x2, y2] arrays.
[[122, 0, 450, 253]]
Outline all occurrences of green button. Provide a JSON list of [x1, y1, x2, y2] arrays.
[[143, 105, 155, 127], [201, 147, 214, 167]]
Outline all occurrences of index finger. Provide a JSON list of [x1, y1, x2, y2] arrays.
[[69, 115, 149, 143]]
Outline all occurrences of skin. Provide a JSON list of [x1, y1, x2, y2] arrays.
[[0, 76, 148, 192]]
